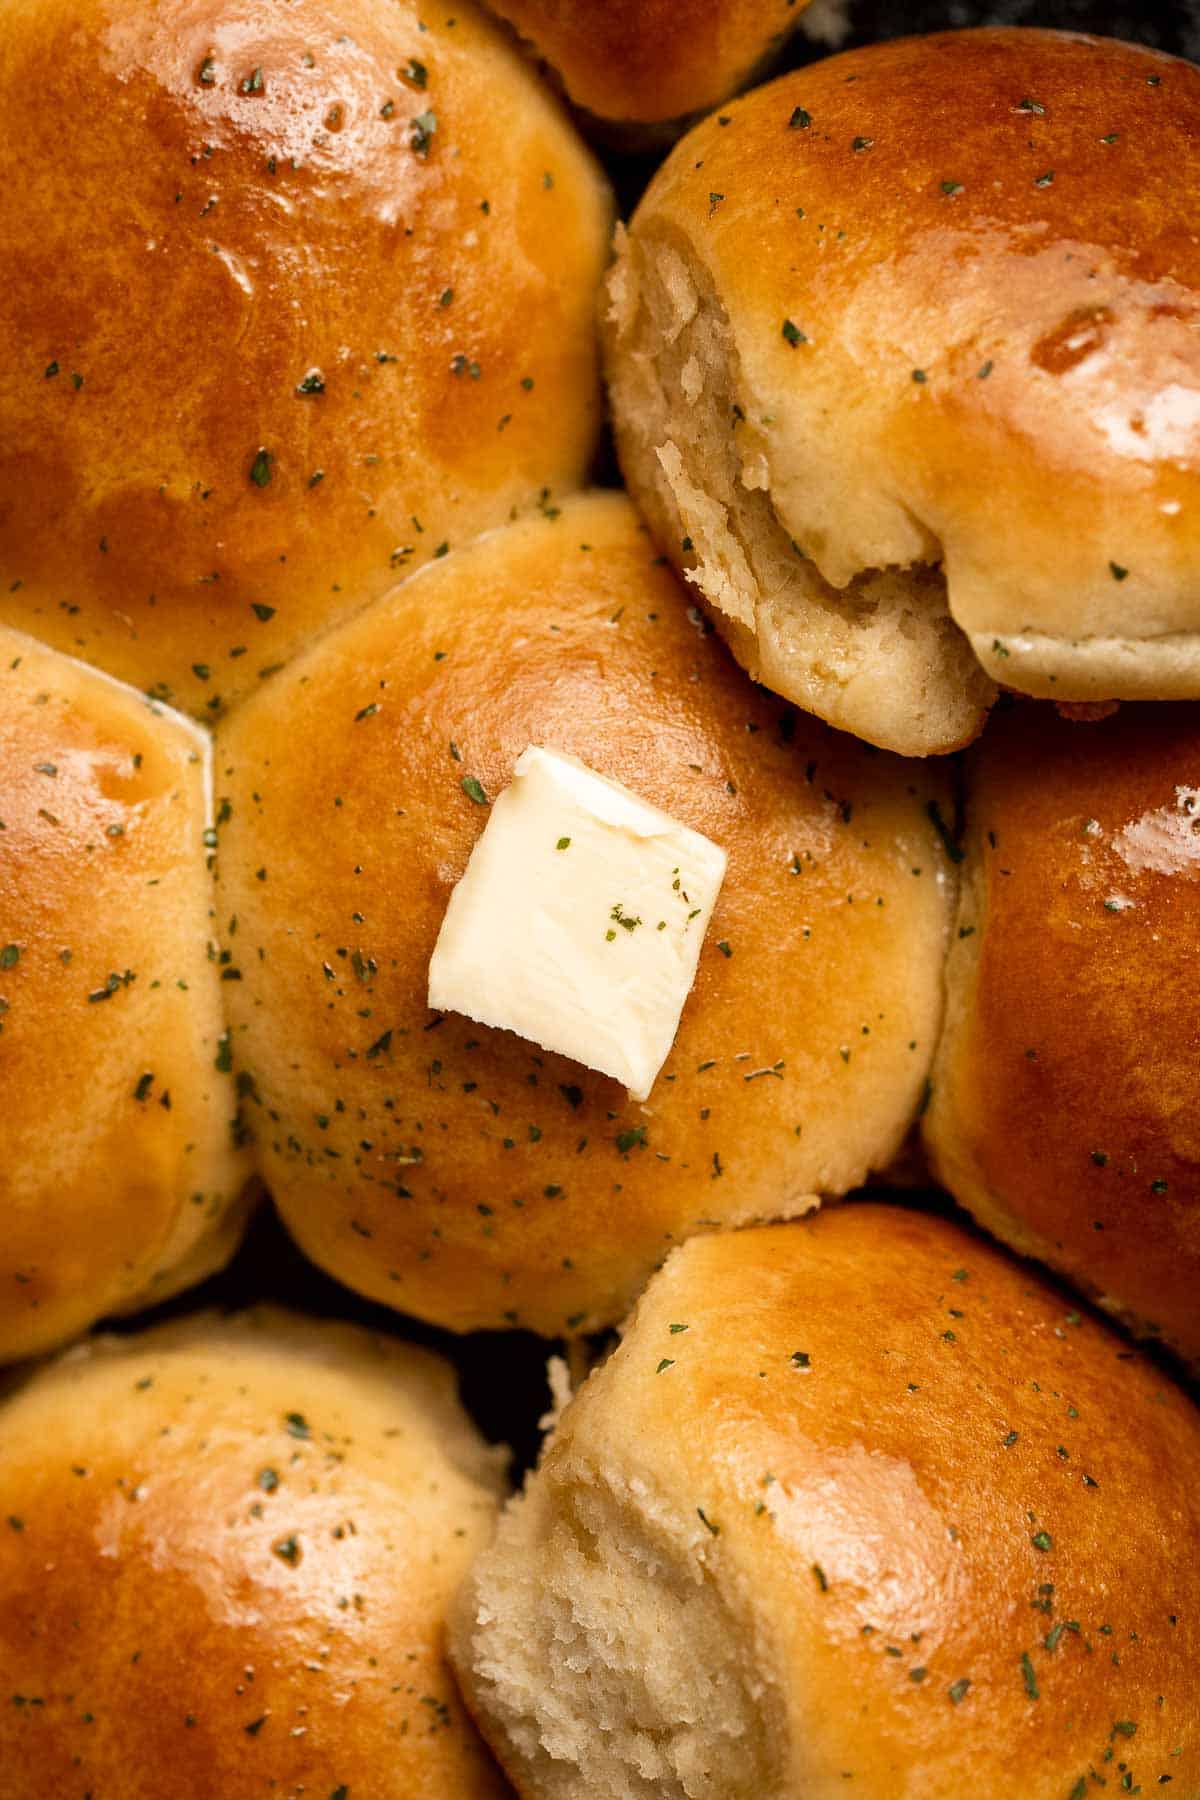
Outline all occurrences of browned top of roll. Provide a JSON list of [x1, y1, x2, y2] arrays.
[[485, 0, 812, 126], [925, 700, 1200, 1367], [0, 629, 250, 1360], [214, 492, 953, 1335], [490, 1205, 1200, 1794], [0, 0, 611, 718], [615, 28, 1200, 693], [0, 1309, 509, 1799]]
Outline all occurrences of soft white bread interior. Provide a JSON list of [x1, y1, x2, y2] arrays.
[[451, 1205, 1200, 1797], [606, 227, 995, 756], [604, 29, 1200, 755]]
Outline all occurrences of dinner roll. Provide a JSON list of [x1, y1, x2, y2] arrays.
[[0, 0, 611, 720], [924, 700, 1200, 1370], [451, 1205, 1200, 1798], [0, 628, 251, 1362], [603, 29, 1200, 756], [0, 1308, 508, 1797], [482, 0, 816, 130], [213, 491, 954, 1336]]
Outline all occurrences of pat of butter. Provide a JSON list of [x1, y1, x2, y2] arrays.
[[428, 746, 727, 1100]]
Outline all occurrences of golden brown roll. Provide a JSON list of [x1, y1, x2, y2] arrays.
[[451, 1204, 1200, 1798], [0, 628, 252, 1362], [0, 1308, 509, 1798], [603, 29, 1200, 757], [924, 700, 1200, 1370], [482, 0, 819, 130], [0, 0, 611, 720], [213, 492, 955, 1335]]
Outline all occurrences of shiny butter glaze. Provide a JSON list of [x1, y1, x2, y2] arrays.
[[485, 0, 810, 127], [213, 493, 954, 1336], [927, 699, 1200, 1367], [0, 0, 611, 717], [0, 628, 251, 1359], [553, 1206, 1200, 1794], [0, 1311, 509, 1799], [623, 29, 1200, 682]]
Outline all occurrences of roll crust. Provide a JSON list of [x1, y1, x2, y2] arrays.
[[0, 629, 252, 1360], [452, 1205, 1200, 1798], [214, 492, 954, 1335], [604, 29, 1200, 754], [0, 0, 611, 718], [925, 699, 1200, 1368], [483, 0, 815, 128], [0, 1309, 508, 1798]]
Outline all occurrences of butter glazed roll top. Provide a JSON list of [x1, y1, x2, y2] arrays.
[[0, 1310, 509, 1800], [0, 0, 612, 718], [925, 700, 1200, 1369], [451, 1206, 1200, 1799], [482, 0, 816, 129], [0, 630, 252, 1361], [214, 492, 955, 1335], [604, 29, 1200, 755]]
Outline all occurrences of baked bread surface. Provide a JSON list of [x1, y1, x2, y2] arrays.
[[452, 1204, 1200, 1798], [214, 492, 954, 1334], [0, 0, 612, 717], [604, 29, 1200, 754], [0, 627, 252, 1360], [926, 699, 1200, 1368], [0, 1308, 509, 1799]]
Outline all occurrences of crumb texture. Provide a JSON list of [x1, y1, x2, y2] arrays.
[[454, 1472, 781, 1799], [605, 225, 996, 757]]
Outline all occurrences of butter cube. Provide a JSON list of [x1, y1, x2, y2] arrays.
[[428, 746, 727, 1100]]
